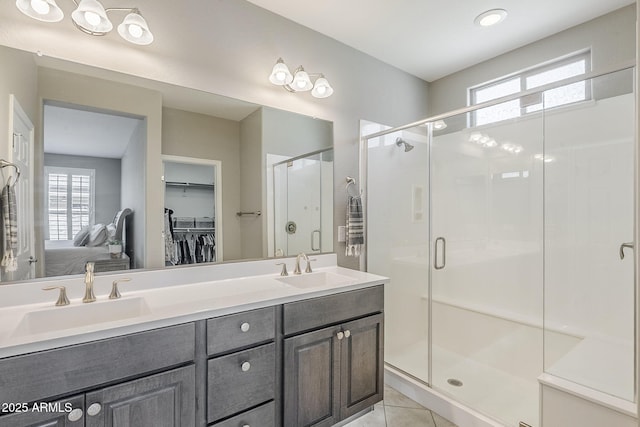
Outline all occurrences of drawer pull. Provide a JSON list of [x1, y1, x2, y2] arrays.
[[241, 361, 251, 372], [68, 408, 83, 422], [344, 330, 351, 338], [336, 331, 344, 340], [240, 322, 251, 332], [87, 402, 102, 416]]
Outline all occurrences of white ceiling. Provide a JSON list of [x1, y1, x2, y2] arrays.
[[44, 104, 142, 158], [246, 0, 635, 82]]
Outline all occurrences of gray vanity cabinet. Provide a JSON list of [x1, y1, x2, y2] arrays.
[[282, 286, 384, 427], [0, 323, 196, 427], [0, 283, 385, 427], [0, 395, 85, 427], [85, 365, 195, 427]]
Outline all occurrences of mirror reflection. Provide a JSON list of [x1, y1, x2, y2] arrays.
[[0, 44, 334, 283]]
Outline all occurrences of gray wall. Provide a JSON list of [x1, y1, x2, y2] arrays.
[[162, 106, 243, 261], [121, 120, 146, 268], [0, 0, 431, 269], [261, 107, 333, 157], [44, 153, 121, 226], [239, 109, 263, 260], [428, 5, 636, 115]]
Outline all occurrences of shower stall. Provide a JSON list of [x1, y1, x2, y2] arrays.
[[362, 66, 636, 426]]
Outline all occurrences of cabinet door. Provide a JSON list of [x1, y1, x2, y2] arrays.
[[85, 365, 195, 427], [0, 395, 84, 427], [340, 313, 384, 419], [284, 326, 341, 427]]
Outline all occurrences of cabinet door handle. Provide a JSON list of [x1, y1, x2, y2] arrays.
[[241, 361, 251, 372], [344, 330, 351, 338], [240, 322, 250, 332], [87, 402, 102, 416], [337, 331, 344, 340], [68, 408, 83, 422]]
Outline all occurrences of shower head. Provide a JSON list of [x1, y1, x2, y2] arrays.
[[395, 137, 414, 152]]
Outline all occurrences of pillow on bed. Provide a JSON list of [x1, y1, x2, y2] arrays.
[[87, 224, 108, 247], [73, 225, 91, 247], [106, 223, 117, 241]]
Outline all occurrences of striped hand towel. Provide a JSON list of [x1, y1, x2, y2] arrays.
[[1, 183, 18, 272], [345, 195, 364, 257]]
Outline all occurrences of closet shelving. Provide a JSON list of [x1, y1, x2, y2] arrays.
[[164, 173, 217, 264], [165, 181, 214, 190]]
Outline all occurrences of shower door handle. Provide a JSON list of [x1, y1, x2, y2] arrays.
[[620, 242, 634, 260], [434, 237, 446, 270]]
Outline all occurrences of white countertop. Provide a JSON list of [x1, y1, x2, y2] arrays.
[[0, 254, 387, 358]]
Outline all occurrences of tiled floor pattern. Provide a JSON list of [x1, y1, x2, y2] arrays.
[[343, 385, 458, 427]]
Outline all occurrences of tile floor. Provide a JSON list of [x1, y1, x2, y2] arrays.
[[343, 385, 458, 427]]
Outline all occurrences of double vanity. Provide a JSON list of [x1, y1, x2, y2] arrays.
[[0, 254, 386, 427]]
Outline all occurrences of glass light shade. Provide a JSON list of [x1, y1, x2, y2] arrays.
[[71, 0, 113, 34], [15, 0, 63, 22], [311, 76, 334, 98], [291, 68, 313, 92], [117, 12, 154, 45], [269, 59, 293, 85]]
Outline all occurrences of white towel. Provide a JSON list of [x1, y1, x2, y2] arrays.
[[345, 195, 364, 257]]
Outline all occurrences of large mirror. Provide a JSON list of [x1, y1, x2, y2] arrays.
[[0, 44, 334, 283]]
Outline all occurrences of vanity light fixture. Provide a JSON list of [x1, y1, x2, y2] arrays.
[[15, 0, 154, 45], [474, 9, 507, 27], [269, 58, 334, 98]]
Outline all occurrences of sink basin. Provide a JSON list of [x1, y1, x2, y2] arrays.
[[277, 272, 354, 289], [12, 297, 151, 337]]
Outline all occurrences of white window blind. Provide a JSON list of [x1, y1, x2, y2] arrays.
[[45, 166, 95, 240], [469, 51, 591, 126]]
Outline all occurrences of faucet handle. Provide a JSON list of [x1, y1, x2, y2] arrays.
[[109, 278, 132, 299], [305, 258, 317, 274], [275, 263, 288, 277], [43, 286, 70, 306]]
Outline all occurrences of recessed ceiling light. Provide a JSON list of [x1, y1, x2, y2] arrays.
[[474, 9, 507, 27]]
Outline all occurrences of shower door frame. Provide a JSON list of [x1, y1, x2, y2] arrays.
[[360, 60, 638, 422]]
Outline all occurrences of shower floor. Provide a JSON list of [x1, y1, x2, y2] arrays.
[[387, 341, 539, 427]]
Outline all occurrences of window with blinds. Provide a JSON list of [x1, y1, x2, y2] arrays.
[[45, 166, 95, 240]]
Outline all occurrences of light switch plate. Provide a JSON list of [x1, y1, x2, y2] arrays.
[[338, 226, 346, 242]]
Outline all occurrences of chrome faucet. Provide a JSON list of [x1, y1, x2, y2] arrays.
[[83, 262, 96, 303], [294, 252, 309, 275]]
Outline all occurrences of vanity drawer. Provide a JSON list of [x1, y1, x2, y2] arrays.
[[210, 401, 275, 427], [0, 323, 195, 405], [207, 342, 275, 423], [283, 285, 384, 335], [206, 306, 275, 356]]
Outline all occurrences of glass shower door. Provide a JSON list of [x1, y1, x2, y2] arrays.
[[430, 101, 543, 427], [273, 150, 333, 257], [365, 127, 430, 382]]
